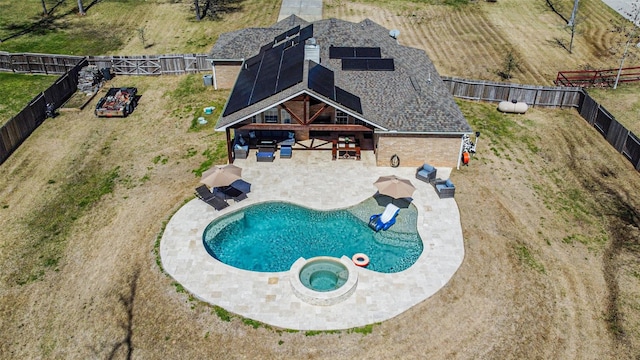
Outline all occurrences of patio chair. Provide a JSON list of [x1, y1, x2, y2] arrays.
[[433, 178, 455, 199], [416, 163, 437, 183]]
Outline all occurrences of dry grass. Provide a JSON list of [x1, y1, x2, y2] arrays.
[[324, 0, 640, 85], [1, 0, 640, 359]]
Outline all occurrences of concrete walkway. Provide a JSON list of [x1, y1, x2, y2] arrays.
[[160, 150, 465, 330], [278, 0, 322, 22]]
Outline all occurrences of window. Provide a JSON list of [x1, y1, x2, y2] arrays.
[[264, 108, 278, 123], [336, 110, 349, 124], [251, 115, 257, 123]]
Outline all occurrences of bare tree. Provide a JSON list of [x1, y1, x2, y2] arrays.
[[194, 0, 202, 21], [78, 0, 85, 15], [41, 0, 48, 16]]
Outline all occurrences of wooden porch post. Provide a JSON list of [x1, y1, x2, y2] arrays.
[[226, 128, 233, 163]]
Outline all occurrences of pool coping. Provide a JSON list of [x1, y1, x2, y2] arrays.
[[160, 151, 464, 330]]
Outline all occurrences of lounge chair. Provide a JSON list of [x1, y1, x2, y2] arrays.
[[206, 195, 229, 210], [195, 185, 229, 210], [368, 203, 400, 232], [195, 185, 215, 201], [215, 185, 248, 203], [416, 163, 437, 183]]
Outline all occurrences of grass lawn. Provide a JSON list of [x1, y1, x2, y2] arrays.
[[0, 72, 56, 123]]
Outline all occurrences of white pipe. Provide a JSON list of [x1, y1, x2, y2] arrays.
[[456, 135, 465, 170], [212, 62, 218, 90]]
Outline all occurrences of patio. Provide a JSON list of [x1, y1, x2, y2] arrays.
[[160, 150, 464, 330]]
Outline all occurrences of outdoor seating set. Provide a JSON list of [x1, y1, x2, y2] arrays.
[[234, 131, 295, 161], [415, 163, 456, 198], [195, 164, 251, 210]]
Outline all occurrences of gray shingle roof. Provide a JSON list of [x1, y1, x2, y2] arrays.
[[212, 16, 471, 134]]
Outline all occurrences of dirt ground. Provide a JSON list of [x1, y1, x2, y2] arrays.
[[2, 0, 640, 358], [1, 74, 639, 359]]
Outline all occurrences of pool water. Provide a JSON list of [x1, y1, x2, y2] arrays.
[[299, 259, 349, 292], [202, 201, 423, 273]]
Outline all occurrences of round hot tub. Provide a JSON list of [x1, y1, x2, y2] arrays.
[[300, 259, 348, 292], [289, 256, 358, 306]]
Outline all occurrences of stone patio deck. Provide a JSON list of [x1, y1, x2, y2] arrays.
[[160, 150, 464, 330]]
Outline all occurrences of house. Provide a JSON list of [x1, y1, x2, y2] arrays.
[[211, 15, 472, 167]]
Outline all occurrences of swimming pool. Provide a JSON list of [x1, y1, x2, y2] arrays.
[[202, 201, 423, 273]]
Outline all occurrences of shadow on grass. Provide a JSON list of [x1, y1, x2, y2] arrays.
[[0, 0, 101, 43]]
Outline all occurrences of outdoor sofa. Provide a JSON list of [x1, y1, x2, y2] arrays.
[[233, 135, 249, 159], [416, 163, 437, 183], [432, 178, 455, 199]]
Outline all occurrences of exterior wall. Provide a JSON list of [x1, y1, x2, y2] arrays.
[[375, 134, 462, 168], [213, 65, 241, 89]]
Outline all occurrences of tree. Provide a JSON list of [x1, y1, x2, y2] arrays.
[[567, 0, 579, 53], [41, 0, 48, 16], [194, 0, 201, 21], [498, 49, 521, 80], [78, 0, 85, 15]]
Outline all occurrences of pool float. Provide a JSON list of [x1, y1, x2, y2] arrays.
[[352, 253, 370, 267]]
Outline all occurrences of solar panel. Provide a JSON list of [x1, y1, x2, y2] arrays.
[[223, 35, 307, 117], [286, 25, 300, 37], [308, 62, 335, 100], [251, 44, 284, 103], [244, 53, 262, 67], [330, 47, 355, 59], [367, 58, 395, 71], [299, 24, 313, 42], [342, 58, 395, 71], [276, 43, 304, 92], [341, 58, 368, 71], [223, 62, 260, 116], [274, 31, 287, 43], [355, 47, 381, 58], [330, 47, 382, 59], [260, 41, 274, 53], [335, 87, 362, 114]]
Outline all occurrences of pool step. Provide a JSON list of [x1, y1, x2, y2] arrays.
[[204, 212, 245, 240]]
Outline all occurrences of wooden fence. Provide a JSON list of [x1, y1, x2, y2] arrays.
[[441, 77, 583, 108], [0, 52, 212, 75], [442, 77, 640, 171], [0, 59, 87, 165]]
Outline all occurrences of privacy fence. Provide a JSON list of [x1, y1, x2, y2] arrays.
[[0, 52, 211, 75], [442, 77, 640, 171]]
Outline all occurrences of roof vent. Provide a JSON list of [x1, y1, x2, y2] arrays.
[[389, 29, 400, 39]]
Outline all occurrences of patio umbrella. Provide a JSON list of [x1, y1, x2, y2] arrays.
[[374, 175, 416, 199], [200, 164, 242, 188]]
